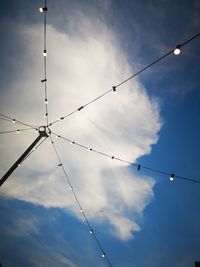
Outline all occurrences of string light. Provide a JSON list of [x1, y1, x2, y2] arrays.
[[17, 130, 20, 133], [48, 33, 200, 127], [174, 45, 181, 55], [12, 119, 16, 123], [49, 139, 112, 267], [52, 132, 200, 184], [18, 163, 21, 167], [89, 229, 93, 234], [38, 7, 48, 13], [43, 49, 47, 57], [45, 98, 48, 104], [170, 174, 175, 181]]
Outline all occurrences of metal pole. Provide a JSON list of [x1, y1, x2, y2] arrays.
[[0, 130, 48, 188]]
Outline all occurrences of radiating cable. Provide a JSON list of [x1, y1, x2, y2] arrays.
[[52, 132, 200, 184], [0, 127, 37, 135], [49, 32, 200, 127], [49, 137, 113, 267], [0, 113, 38, 128]]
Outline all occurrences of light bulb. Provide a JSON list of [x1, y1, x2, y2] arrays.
[[89, 229, 93, 234], [38, 7, 48, 13], [17, 130, 20, 133], [170, 174, 175, 181], [43, 49, 47, 57], [102, 253, 105, 258], [12, 119, 16, 123], [18, 163, 21, 167], [45, 98, 48, 104], [174, 45, 181, 55]]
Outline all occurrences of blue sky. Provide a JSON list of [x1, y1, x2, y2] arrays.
[[0, 0, 200, 267]]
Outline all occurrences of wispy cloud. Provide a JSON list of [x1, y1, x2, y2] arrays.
[[0, 7, 161, 240]]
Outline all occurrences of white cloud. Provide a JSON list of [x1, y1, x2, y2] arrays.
[[0, 10, 161, 240]]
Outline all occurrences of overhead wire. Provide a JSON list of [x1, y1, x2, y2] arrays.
[[52, 132, 200, 184], [49, 136, 113, 267], [0, 113, 38, 129], [41, 0, 49, 126], [48, 32, 200, 127], [0, 127, 37, 135]]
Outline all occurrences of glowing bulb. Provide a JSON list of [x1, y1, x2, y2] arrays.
[[170, 174, 175, 181], [45, 98, 48, 104], [174, 45, 181, 55], [43, 49, 47, 57], [89, 229, 93, 234], [17, 130, 20, 133], [18, 163, 21, 167], [69, 186, 73, 191], [12, 119, 16, 123], [102, 253, 105, 258], [33, 147, 36, 151], [35, 128, 38, 132], [38, 7, 47, 13], [56, 135, 60, 138], [80, 209, 83, 213]]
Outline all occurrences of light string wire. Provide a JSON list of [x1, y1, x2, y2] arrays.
[[40, 0, 49, 126], [52, 132, 200, 184], [0, 113, 38, 129], [48, 32, 200, 127], [49, 136, 113, 267], [0, 127, 37, 135]]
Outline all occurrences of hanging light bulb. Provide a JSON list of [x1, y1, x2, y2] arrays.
[[174, 45, 181, 55], [80, 209, 83, 213], [17, 130, 20, 133], [169, 174, 175, 181], [18, 163, 21, 167], [12, 119, 16, 123], [89, 229, 93, 234], [45, 98, 48, 104], [35, 128, 38, 132], [38, 7, 48, 13], [43, 49, 47, 57], [33, 147, 36, 151], [102, 253, 105, 258]]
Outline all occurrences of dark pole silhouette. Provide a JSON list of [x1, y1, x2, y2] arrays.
[[0, 128, 49, 187]]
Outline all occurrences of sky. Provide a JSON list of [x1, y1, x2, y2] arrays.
[[0, 0, 200, 266]]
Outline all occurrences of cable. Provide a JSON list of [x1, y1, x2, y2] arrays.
[[49, 136, 113, 267], [0, 127, 37, 135], [40, 0, 49, 126], [0, 113, 38, 128], [52, 132, 200, 184], [48, 32, 200, 127]]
